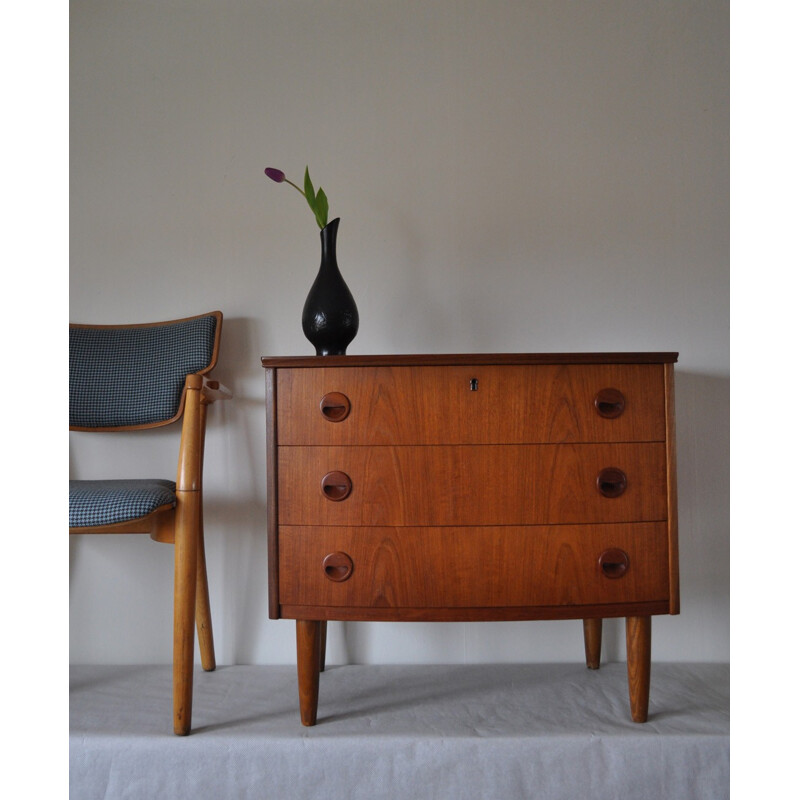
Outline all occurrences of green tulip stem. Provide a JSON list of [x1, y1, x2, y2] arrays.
[[284, 179, 306, 198]]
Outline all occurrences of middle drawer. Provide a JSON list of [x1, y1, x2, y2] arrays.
[[278, 443, 666, 526]]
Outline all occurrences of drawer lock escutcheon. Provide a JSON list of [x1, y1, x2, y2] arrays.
[[598, 548, 630, 579], [323, 551, 354, 582], [321, 471, 353, 501], [320, 392, 351, 422]]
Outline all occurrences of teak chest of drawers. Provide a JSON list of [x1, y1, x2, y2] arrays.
[[262, 353, 679, 725]]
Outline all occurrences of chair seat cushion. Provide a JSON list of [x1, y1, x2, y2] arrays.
[[69, 479, 177, 528]]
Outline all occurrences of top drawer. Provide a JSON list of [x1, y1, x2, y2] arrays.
[[276, 364, 666, 445]]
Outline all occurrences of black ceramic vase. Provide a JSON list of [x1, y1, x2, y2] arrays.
[[302, 217, 359, 356]]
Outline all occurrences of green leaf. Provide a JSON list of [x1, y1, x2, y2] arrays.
[[315, 187, 328, 229], [304, 167, 315, 206]]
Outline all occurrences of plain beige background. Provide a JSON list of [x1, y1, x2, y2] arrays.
[[69, 0, 729, 668]]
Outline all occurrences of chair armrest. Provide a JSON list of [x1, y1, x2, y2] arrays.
[[184, 373, 233, 403], [176, 375, 232, 492], [201, 377, 233, 404]]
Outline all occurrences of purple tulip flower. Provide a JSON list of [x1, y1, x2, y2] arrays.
[[264, 165, 329, 229], [264, 167, 286, 183]]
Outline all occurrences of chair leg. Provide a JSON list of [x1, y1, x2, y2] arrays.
[[173, 493, 199, 736], [195, 517, 216, 672]]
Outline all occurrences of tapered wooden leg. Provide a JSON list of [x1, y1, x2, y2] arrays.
[[319, 620, 328, 672], [297, 620, 322, 726], [583, 618, 602, 669], [173, 494, 199, 735], [195, 517, 216, 672], [626, 616, 651, 723]]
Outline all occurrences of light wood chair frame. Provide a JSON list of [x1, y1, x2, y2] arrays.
[[69, 310, 231, 735]]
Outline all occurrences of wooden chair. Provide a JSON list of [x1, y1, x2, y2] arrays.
[[69, 311, 231, 735]]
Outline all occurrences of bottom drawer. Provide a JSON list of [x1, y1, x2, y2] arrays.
[[278, 523, 669, 611]]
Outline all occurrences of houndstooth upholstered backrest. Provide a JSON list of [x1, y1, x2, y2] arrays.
[[69, 312, 222, 430]]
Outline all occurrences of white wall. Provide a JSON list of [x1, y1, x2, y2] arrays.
[[69, 0, 729, 666]]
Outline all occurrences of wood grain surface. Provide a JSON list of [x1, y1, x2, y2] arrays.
[[263, 354, 679, 725], [276, 364, 667, 445], [278, 522, 669, 609], [277, 443, 667, 526], [262, 352, 678, 369]]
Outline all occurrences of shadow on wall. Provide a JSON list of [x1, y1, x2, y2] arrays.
[[593, 370, 730, 662], [208, 314, 276, 516], [215, 316, 262, 377], [672, 369, 730, 619], [70, 341, 730, 666], [299, 368, 732, 666], [178, 327, 731, 666], [204, 315, 275, 664]]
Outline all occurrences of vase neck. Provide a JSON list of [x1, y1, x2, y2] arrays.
[[320, 217, 340, 264]]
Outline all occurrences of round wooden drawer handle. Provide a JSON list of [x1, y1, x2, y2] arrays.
[[320, 471, 353, 501], [320, 392, 351, 422], [322, 551, 354, 582], [594, 388, 626, 419], [596, 467, 627, 498], [598, 548, 630, 579]]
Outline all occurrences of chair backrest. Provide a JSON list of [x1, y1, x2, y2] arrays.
[[69, 311, 222, 431]]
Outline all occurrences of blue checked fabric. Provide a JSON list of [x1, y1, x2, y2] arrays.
[[69, 315, 218, 428], [69, 479, 177, 528]]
